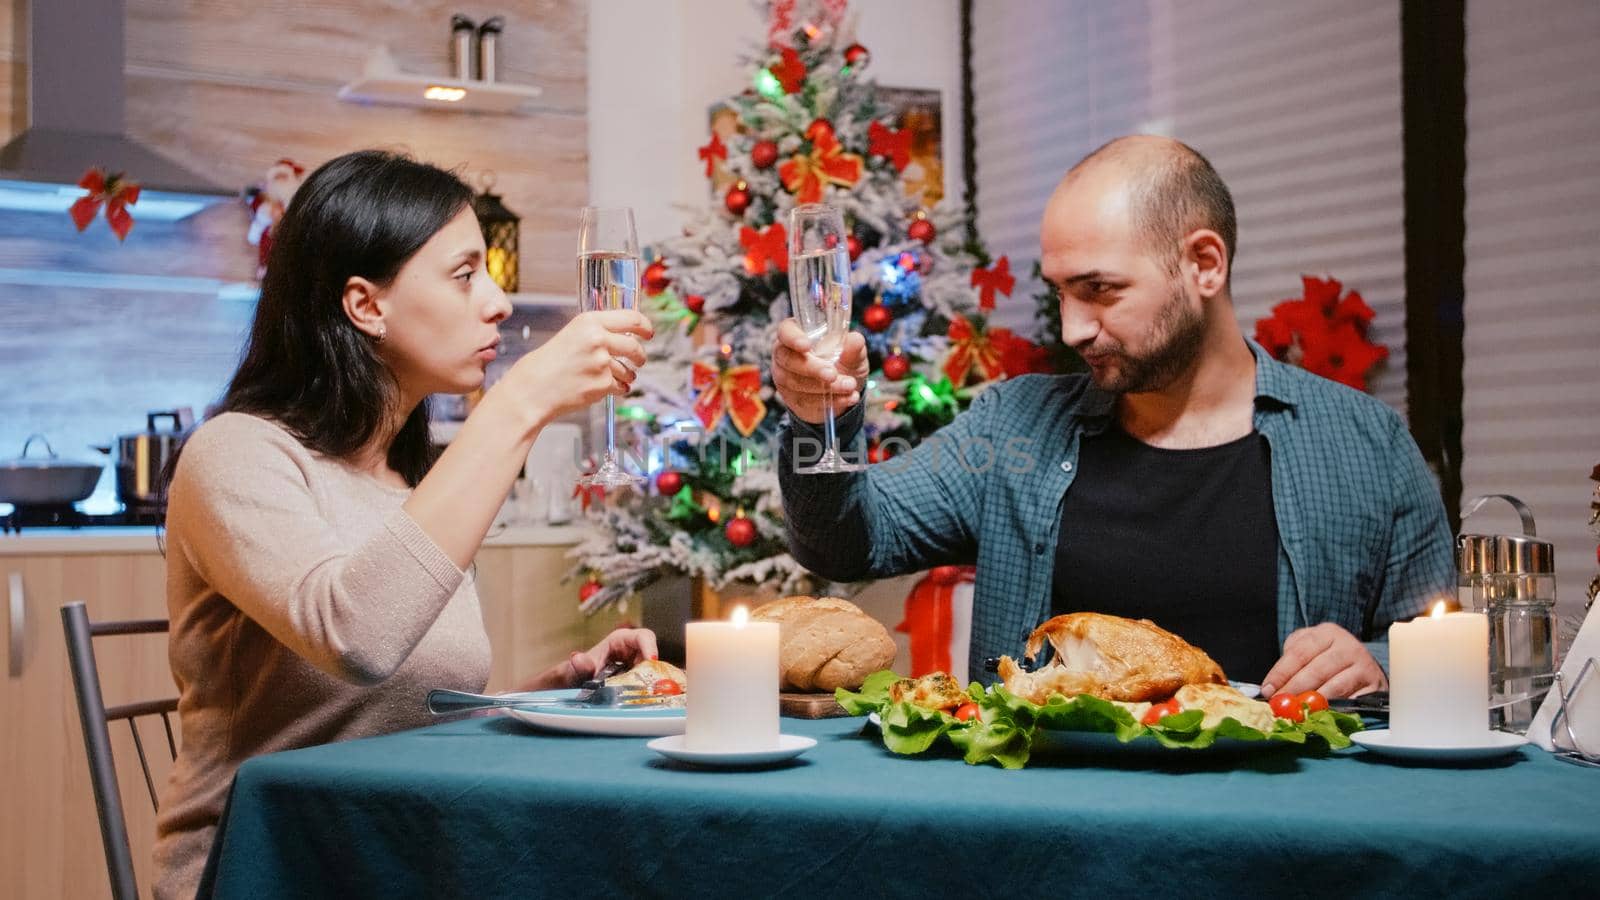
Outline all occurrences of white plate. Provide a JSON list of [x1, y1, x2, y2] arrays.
[[647, 734, 817, 767], [1349, 729, 1528, 762], [503, 690, 686, 737], [1229, 681, 1261, 699]]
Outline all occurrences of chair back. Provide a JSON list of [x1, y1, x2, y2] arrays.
[[61, 601, 178, 900]]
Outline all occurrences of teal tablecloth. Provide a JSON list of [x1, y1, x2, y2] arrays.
[[200, 716, 1599, 899]]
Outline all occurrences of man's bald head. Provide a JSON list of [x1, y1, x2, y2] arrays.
[[1054, 135, 1237, 282]]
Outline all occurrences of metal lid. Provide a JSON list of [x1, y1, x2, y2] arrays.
[[1493, 533, 1555, 574], [1457, 533, 1496, 576]]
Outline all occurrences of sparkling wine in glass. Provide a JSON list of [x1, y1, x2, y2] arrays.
[[576, 206, 646, 488], [787, 203, 863, 474]]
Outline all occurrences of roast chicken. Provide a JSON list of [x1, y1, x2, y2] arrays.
[[997, 612, 1227, 704]]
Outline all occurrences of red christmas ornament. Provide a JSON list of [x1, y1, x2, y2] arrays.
[[806, 118, 834, 142], [897, 251, 917, 272], [881, 352, 909, 381], [908, 216, 936, 244], [578, 579, 602, 603], [684, 294, 706, 315], [655, 471, 683, 495], [643, 259, 671, 296], [867, 441, 886, 464], [844, 43, 871, 69], [751, 140, 780, 170], [725, 515, 757, 548], [725, 181, 752, 216], [862, 303, 893, 333], [846, 234, 863, 260]]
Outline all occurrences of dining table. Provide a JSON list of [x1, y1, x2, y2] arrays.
[[197, 713, 1600, 898]]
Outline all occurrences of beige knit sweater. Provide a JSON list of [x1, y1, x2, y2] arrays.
[[153, 413, 492, 900]]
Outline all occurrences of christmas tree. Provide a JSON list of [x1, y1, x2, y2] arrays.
[[570, 1, 1058, 612]]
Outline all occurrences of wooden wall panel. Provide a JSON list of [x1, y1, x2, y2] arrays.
[[0, 0, 587, 294]]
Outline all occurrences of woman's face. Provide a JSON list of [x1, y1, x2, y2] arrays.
[[377, 206, 512, 399]]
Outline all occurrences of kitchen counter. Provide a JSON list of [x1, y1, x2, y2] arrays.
[[0, 522, 592, 556]]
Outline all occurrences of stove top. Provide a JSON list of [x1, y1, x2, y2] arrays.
[[1, 504, 166, 534]]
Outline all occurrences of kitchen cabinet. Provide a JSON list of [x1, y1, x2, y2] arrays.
[[0, 530, 599, 899], [2, 550, 173, 899]]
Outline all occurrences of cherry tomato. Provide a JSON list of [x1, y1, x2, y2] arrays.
[[1297, 690, 1328, 714], [1141, 698, 1182, 726], [954, 702, 981, 722], [1269, 691, 1304, 722], [651, 678, 684, 696]]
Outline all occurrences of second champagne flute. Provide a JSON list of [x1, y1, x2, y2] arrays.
[[576, 206, 646, 488], [787, 203, 863, 474]]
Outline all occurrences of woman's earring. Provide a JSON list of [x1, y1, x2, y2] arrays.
[[375, 324, 387, 342]]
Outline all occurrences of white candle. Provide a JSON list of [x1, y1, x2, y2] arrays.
[[1388, 601, 1489, 745], [685, 605, 779, 751]]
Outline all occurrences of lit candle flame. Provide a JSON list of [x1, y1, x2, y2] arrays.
[[1430, 600, 1448, 619], [730, 605, 749, 627]]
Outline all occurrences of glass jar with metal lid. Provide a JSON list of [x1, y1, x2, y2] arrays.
[[1458, 494, 1557, 734]]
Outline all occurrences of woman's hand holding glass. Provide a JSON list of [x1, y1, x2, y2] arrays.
[[498, 310, 653, 430]]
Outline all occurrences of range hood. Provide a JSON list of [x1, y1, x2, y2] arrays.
[[0, 0, 229, 220]]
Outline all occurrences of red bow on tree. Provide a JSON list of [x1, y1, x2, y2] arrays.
[[771, 46, 807, 93], [691, 360, 768, 437], [778, 120, 863, 204], [942, 316, 1007, 386], [68, 167, 141, 241], [867, 121, 912, 171], [697, 131, 728, 178], [572, 483, 605, 513], [969, 255, 1016, 312], [896, 565, 976, 677], [739, 222, 788, 275]]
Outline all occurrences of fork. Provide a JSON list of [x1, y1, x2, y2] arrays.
[[425, 685, 668, 716]]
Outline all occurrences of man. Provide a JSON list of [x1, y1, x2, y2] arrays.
[[773, 135, 1454, 698]]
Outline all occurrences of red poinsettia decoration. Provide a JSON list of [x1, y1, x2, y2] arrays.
[[1254, 275, 1388, 392]]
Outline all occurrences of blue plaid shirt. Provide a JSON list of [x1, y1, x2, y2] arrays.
[[780, 340, 1456, 684]]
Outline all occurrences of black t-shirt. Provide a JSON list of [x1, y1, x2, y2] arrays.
[[1051, 424, 1280, 682]]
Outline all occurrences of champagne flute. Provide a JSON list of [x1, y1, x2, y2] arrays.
[[787, 203, 864, 474], [576, 206, 646, 488]]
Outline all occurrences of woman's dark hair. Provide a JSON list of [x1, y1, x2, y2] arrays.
[[217, 150, 475, 486]]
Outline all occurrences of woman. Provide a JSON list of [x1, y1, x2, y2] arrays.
[[153, 150, 656, 899]]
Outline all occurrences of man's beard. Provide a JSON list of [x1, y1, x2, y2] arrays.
[[1077, 283, 1206, 394]]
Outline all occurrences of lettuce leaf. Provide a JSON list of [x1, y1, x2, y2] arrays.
[[837, 671, 1364, 767]]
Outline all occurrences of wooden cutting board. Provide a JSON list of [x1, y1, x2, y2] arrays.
[[779, 691, 851, 719]]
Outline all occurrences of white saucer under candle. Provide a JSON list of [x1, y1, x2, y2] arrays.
[[1388, 600, 1489, 746], [685, 605, 779, 752]]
